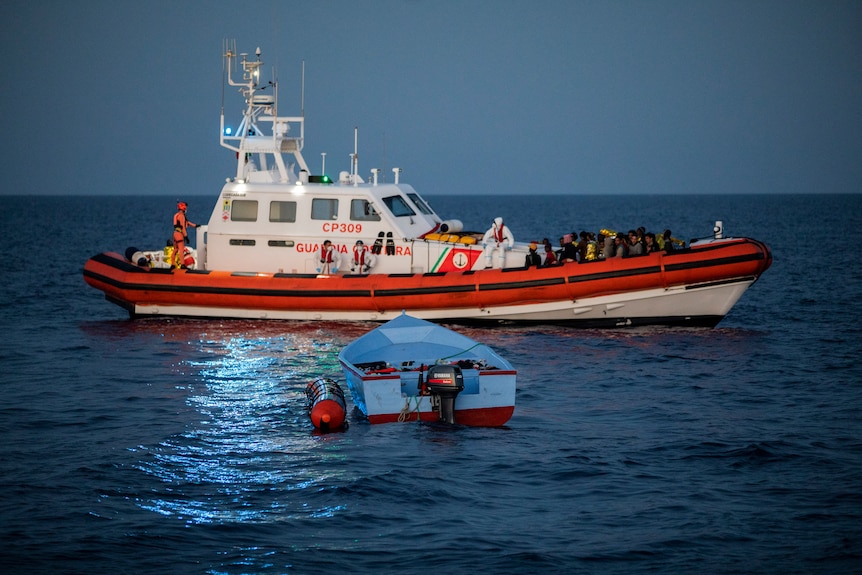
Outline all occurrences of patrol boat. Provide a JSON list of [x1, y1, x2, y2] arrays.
[[83, 45, 772, 327]]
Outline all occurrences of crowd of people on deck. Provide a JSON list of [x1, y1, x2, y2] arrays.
[[532, 228, 684, 267], [481, 216, 686, 270], [522, 227, 685, 269]]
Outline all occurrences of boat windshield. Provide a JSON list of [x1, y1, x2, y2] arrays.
[[382, 195, 416, 217], [406, 193, 435, 216]]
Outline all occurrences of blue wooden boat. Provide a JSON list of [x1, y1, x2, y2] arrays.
[[338, 313, 516, 426]]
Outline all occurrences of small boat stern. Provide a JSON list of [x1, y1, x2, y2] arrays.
[[337, 314, 516, 427]]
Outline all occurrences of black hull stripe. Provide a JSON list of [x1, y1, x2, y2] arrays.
[[91, 252, 151, 273], [376, 284, 476, 297], [478, 277, 566, 291], [664, 252, 764, 272], [568, 266, 662, 283], [685, 276, 756, 290], [84, 269, 372, 298]]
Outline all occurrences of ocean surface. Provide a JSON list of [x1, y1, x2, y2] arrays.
[[1, 193, 861, 574]]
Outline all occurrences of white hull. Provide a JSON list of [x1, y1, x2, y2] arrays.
[[128, 276, 755, 325]]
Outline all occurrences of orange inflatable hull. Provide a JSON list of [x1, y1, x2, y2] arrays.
[[83, 237, 771, 326]]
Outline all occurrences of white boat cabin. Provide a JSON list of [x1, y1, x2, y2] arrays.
[[198, 179, 487, 274], [188, 44, 522, 275]]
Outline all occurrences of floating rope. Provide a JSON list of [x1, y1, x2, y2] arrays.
[[397, 396, 423, 422]]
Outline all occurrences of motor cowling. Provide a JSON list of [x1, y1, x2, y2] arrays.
[[425, 365, 464, 424]]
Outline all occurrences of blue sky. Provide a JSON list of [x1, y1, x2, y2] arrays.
[[2, 0, 860, 196]]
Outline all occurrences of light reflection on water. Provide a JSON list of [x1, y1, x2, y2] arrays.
[[132, 321, 363, 524]]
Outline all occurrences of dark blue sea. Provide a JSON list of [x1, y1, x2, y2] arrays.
[[1, 193, 861, 574]]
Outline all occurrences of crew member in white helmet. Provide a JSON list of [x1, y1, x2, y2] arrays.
[[482, 217, 515, 269]]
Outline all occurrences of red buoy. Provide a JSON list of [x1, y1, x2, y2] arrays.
[[306, 378, 347, 432]]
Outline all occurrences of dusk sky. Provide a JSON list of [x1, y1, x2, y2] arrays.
[[3, 0, 860, 196]]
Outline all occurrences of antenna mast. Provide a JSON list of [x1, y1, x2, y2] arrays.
[[352, 127, 360, 184]]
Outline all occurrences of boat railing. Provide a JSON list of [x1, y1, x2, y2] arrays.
[[221, 43, 310, 182]]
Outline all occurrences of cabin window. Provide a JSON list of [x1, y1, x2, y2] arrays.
[[350, 199, 381, 221], [231, 200, 258, 222], [270, 201, 297, 223], [311, 198, 338, 220], [407, 193, 434, 215], [382, 195, 416, 217]]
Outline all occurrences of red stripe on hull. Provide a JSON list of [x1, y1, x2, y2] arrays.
[[367, 405, 514, 427]]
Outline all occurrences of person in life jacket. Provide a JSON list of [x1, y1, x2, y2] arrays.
[[525, 242, 542, 267], [172, 201, 198, 268], [316, 240, 341, 274], [542, 242, 558, 266], [559, 233, 579, 263], [657, 229, 684, 252], [482, 216, 514, 269], [350, 240, 376, 274], [613, 233, 629, 258], [584, 233, 598, 261]]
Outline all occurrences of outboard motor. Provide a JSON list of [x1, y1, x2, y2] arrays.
[[306, 378, 347, 432], [425, 365, 464, 424]]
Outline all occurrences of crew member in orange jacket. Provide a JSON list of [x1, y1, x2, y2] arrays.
[[172, 201, 198, 268]]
